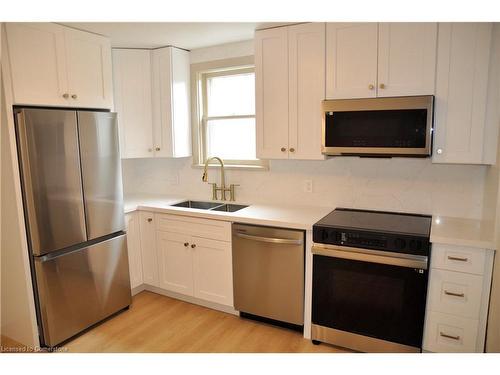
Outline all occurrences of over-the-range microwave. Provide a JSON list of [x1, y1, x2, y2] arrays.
[[322, 95, 434, 157]]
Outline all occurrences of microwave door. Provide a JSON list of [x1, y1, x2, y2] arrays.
[[77, 111, 125, 240], [15, 108, 87, 256]]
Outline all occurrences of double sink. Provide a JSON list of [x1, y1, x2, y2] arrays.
[[171, 200, 248, 213]]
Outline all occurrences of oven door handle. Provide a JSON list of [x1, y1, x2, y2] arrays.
[[312, 244, 428, 270]]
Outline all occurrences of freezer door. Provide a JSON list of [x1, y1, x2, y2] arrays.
[[78, 111, 125, 240], [15, 108, 87, 256], [34, 234, 131, 346]]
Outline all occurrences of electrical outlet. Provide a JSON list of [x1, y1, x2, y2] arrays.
[[303, 179, 313, 193]]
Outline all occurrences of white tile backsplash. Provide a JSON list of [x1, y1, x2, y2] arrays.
[[122, 156, 487, 219]]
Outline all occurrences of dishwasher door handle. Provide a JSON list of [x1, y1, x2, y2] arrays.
[[234, 232, 303, 245]]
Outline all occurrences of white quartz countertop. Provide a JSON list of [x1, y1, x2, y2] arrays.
[[430, 215, 497, 250], [124, 194, 333, 231]]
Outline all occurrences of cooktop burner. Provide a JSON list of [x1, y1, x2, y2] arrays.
[[313, 208, 432, 256]]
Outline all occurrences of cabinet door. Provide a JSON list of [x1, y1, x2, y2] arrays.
[[64, 27, 113, 109], [112, 49, 154, 158], [64, 28, 113, 108], [156, 231, 194, 295], [151, 47, 192, 158], [433, 23, 492, 164], [125, 212, 143, 289], [139, 212, 159, 287], [192, 237, 233, 306], [326, 23, 378, 99], [5, 23, 68, 106], [288, 23, 326, 160], [255, 27, 290, 159], [377, 23, 437, 97]]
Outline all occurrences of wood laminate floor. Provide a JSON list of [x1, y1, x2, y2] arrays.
[[61, 291, 347, 353]]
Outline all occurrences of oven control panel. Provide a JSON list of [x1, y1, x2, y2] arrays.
[[313, 227, 430, 256]]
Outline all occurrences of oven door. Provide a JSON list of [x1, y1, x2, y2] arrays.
[[311, 244, 429, 352]]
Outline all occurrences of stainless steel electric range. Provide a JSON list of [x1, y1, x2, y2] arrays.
[[311, 208, 432, 353]]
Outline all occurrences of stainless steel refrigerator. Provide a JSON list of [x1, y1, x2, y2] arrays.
[[15, 107, 132, 347]]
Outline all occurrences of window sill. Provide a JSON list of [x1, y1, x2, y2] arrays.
[[191, 163, 269, 171]]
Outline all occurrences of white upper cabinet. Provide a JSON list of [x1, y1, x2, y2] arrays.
[[326, 23, 378, 99], [112, 49, 154, 158], [5, 23, 112, 108], [152, 47, 192, 158], [377, 23, 437, 97], [326, 22, 437, 99], [433, 23, 499, 165], [288, 22, 326, 160], [5, 23, 67, 106], [112, 46, 191, 159], [256, 26, 289, 159], [256, 23, 325, 160], [64, 27, 113, 108]]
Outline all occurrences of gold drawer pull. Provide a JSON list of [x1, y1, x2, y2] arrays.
[[440, 332, 460, 341], [448, 256, 468, 262], [444, 290, 465, 298]]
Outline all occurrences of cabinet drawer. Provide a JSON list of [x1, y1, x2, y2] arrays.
[[423, 311, 479, 352], [431, 244, 486, 275], [155, 213, 231, 242], [427, 269, 483, 319]]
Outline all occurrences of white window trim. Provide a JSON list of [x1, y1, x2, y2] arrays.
[[190, 56, 268, 170]]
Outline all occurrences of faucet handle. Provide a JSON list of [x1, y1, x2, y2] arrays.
[[229, 184, 240, 201], [209, 183, 218, 200]]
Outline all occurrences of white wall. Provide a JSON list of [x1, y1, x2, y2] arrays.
[[122, 157, 486, 219]]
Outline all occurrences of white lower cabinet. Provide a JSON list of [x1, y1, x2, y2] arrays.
[[423, 243, 494, 352], [156, 231, 194, 295], [424, 311, 479, 353], [154, 213, 233, 307], [192, 237, 233, 306], [139, 211, 159, 287], [125, 212, 143, 289]]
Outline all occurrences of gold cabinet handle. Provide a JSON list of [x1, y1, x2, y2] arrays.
[[444, 290, 465, 298], [289, 147, 295, 153], [191, 244, 196, 249], [448, 255, 468, 262], [281, 147, 287, 152], [368, 84, 374, 90], [155, 147, 160, 151], [147, 218, 153, 223], [184, 242, 189, 247], [71, 94, 78, 99], [62, 93, 69, 99], [440, 332, 460, 341], [379, 83, 386, 89]]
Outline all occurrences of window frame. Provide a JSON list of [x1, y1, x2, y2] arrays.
[[191, 56, 268, 170]]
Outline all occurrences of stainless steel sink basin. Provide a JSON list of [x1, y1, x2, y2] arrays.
[[211, 204, 249, 212], [170, 200, 248, 212]]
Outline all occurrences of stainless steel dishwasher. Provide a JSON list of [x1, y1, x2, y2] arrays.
[[232, 223, 305, 327]]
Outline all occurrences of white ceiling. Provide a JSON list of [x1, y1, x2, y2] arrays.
[[61, 22, 287, 50]]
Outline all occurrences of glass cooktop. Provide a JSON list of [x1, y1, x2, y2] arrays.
[[315, 208, 432, 237]]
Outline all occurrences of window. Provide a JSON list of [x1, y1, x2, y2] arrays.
[[192, 57, 266, 169]]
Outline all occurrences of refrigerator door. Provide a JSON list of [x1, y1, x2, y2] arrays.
[[78, 111, 125, 240], [15, 108, 87, 256], [34, 234, 132, 346]]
